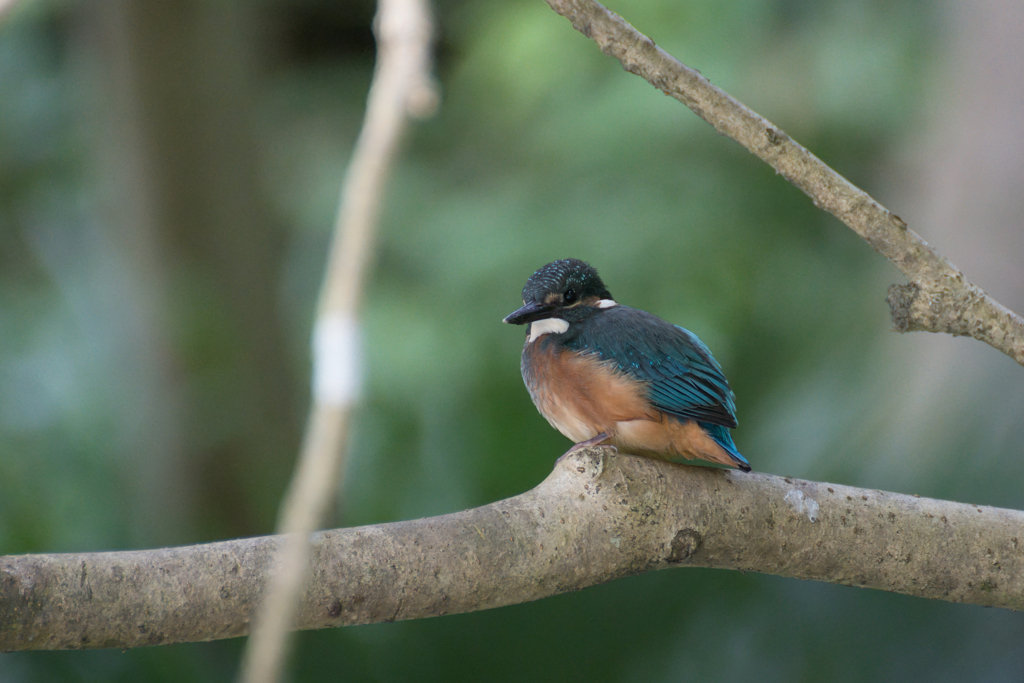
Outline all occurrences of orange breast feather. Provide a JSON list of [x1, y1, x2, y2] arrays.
[[523, 342, 655, 444], [523, 341, 741, 467]]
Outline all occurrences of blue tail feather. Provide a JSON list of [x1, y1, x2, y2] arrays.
[[699, 422, 751, 472]]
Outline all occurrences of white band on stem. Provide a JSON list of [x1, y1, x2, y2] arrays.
[[312, 315, 362, 406]]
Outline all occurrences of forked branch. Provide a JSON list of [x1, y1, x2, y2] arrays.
[[544, 0, 1024, 366]]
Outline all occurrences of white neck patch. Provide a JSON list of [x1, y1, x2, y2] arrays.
[[528, 317, 570, 342], [595, 299, 618, 309]]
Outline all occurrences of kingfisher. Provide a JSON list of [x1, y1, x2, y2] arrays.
[[503, 259, 750, 471]]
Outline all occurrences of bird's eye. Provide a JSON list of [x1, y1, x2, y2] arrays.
[[564, 289, 578, 305]]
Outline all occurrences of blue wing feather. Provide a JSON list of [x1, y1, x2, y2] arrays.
[[563, 305, 748, 469], [566, 306, 739, 429]]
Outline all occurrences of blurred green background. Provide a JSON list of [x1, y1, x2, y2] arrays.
[[3, 0, 1024, 680]]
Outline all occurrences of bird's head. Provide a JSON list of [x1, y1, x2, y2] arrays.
[[503, 259, 615, 327]]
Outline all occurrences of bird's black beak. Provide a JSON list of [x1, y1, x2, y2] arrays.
[[503, 300, 554, 325]]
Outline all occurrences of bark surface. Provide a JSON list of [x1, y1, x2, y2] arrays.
[[3, 448, 1022, 651]]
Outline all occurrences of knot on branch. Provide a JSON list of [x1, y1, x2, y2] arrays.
[[562, 446, 615, 479], [668, 528, 702, 563], [887, 279, 981, 337], [887, 283, 920, 333]]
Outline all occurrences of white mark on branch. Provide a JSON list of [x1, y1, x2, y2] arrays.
[[784, 489, 820, 523]]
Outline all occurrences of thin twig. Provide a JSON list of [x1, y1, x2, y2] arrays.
[[0, 0, 21, 23], [236, 1, 436, 682], [544, 0, 1024, 366], [4, 448, 1023, 652]]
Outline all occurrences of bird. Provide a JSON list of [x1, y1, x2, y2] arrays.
[[503, 258, 750, 472]]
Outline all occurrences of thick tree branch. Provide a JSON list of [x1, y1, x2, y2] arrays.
[[544, 0, 1024, 366], [3, 448, 1023, 652]]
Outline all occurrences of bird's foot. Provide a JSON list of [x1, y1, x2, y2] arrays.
[[556, 433, 613, 463]]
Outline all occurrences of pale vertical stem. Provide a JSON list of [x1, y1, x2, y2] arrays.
[[237, 1, 436, 682], [0, 0, 21, 23]]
